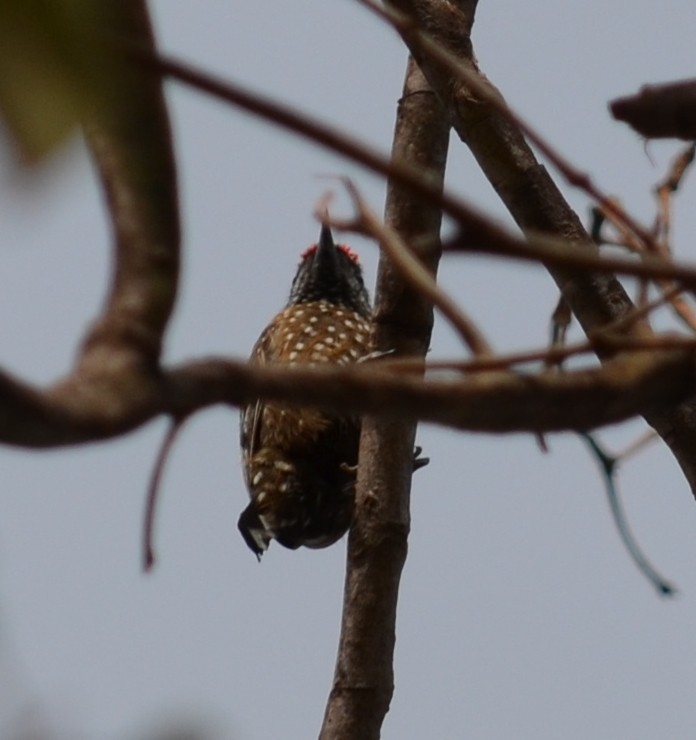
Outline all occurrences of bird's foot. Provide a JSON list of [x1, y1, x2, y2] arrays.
[[413, 446, 429, 471]]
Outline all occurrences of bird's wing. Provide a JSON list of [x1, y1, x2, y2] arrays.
[[239, 329, 270, 483]]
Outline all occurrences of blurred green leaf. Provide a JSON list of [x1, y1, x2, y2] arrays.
[[0, 0, 118, 163]]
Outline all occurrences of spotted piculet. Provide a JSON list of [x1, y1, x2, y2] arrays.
[[238, 225, 372, 558]]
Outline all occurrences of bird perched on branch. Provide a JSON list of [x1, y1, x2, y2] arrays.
[[238, 224, 372, 558]]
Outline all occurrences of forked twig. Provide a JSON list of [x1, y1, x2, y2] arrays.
[[654, 143, 696, 247], [592, 144, 696, 330], [580, 433, 676, 597], [616, 429, 659, 462]]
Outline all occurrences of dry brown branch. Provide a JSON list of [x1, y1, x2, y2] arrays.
[[370, 331, 696, 377], [359, 0, 658, 251], [652, 144, 696, 331], [81, 4, 179, 367], [320, 56, 449, 740], [595, 201, 651, 308], [369, 0, 639, 338], [168, 350, 696, 434], [330, 180, 492, 355], [371, 0, 696, 497], [16, 0, 182, 459], [544, 286, 696, 370], [596, 146, 696, 332], [7, 4, 696, 738], [1, 339, 694, 449], [445, 227, 696, 287], [610, 79, 696, 140], [115, 37, 696, 293], [143, 416, 189, 571], [603, 284, 684, 333], [1, 22, 695, 452], [655, 143, 696, 246], [1, 4, 694, 455]]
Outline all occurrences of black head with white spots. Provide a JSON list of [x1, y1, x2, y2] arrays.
[[288, 225, 370, 317]]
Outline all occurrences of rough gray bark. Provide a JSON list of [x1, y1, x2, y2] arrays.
[[319, 57, 449, 739]]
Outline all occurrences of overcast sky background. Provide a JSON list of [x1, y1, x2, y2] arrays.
[[1, 2, 696, 738]]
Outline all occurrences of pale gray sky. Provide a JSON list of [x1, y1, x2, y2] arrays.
[[1, 2, 696, 738]]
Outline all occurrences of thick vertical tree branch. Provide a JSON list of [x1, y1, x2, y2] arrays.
[[320, 58, 449, 739]]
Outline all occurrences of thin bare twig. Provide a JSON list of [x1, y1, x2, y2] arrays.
[[378, 331, 696, 377], [143, 416, 189, 572], [596, 145, 696, 332], [581, 433, 676, 597], [654, 143, 696, 246], [652, 144, 696, 331], [444, 226, 696, 288], [616, 429, 659, 462], [329, 180, 492, 356]]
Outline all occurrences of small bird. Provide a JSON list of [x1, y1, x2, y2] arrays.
[[238, 224, 372, 558]]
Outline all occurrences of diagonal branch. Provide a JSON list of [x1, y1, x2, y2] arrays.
[[330, 181, 492, 355], [378, 0, 696, 497], [359, 0, 656, 251], [380, 0, 639, 334], [119, 39, 696, 290]]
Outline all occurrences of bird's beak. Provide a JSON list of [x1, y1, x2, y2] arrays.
[[313, 223, 339, 276]]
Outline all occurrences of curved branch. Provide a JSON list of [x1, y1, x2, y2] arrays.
[[80, 0, 179, 369], [0, 1, 182, 461], [581, 433, 677, 596], [143, 416, 190, 572], [361, 0, 656, 250]]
